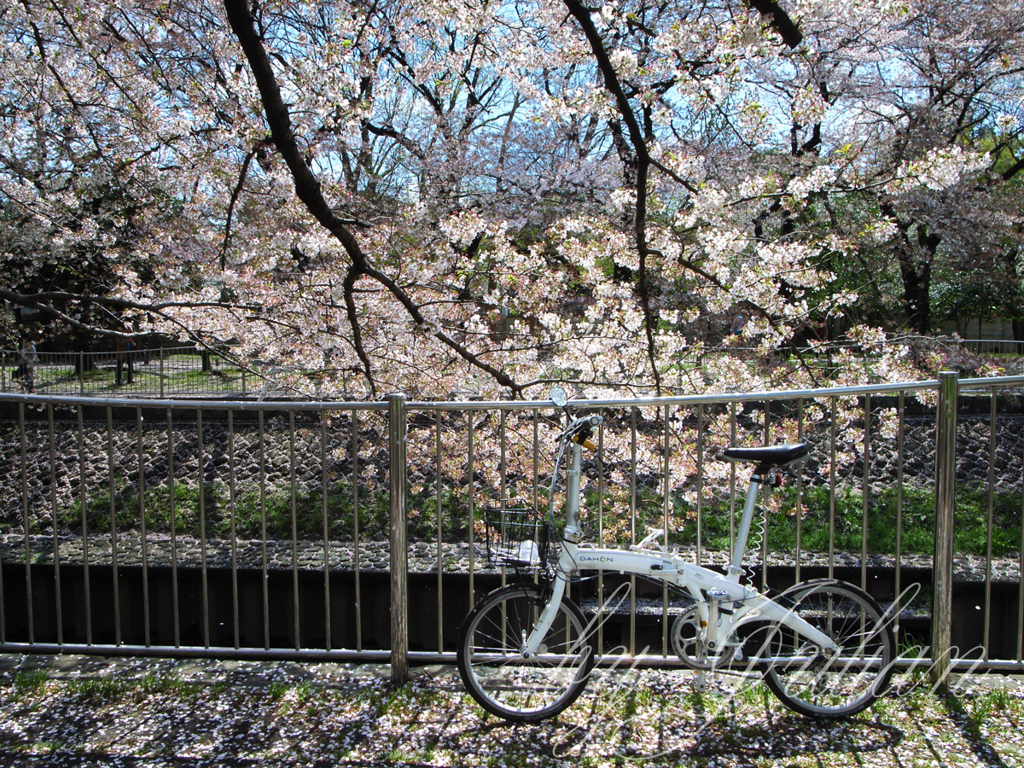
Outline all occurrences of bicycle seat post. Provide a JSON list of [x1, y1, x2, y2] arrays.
[[721, 443, 808, 578], [728, 467, 766, 578]]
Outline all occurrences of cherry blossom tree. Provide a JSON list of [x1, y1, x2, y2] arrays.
[[755, 0, 1024, 336], [2, 0, 1021, 402]]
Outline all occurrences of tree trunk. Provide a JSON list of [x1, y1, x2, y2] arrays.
[[894, 224, 941, 335], [897, 254, 933, 334]]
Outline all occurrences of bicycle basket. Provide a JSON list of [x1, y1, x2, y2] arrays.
[[484, 502, 551, 569]]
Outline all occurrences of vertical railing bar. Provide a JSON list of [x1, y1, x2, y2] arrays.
[[20, 403, 34, 645], [468, 412, 475, 607], [48, 405, 63, 646], [78, 404, 92, 645], [629, 406, 637, 657], [937, 372, 958, 684], [932, 372, 958, 688], [435, 412, 443, 653], [1018, 409, 1024, 662], [984, 386, 997, 661], [0, 406, 5, 643], [795, 399, 804, 584], [322, 413, 332, 653], [662, 403, 671, 658], [352, 409, 362, 652], [696, 404, 704, 568], [259, 410, 269, 651], [500, 411, 507, 591], [107, 407, 120, 646], [829, 396, 837, 582], [533, 410, 542, 590], [228, 410, 240, 650], [862, 393, 871, 593], [499, 410, 507, 502], [388, 394, 409, 685], [168, 408, 180, 648], [597, 416, 604, 655], [895, 391, 905, 650], [198, 408, 210, 649], [761, 401, 770, 588], [137, 406, 150, 647], [289, 410, 300, 651], [729, 402, 737, 553], [532, 410, 540, 519]]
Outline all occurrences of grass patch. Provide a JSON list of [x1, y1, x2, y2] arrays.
[[63, 484, 223, 536], [55, 462, 1021, 556], [12, 669, 50, 693], [68, 677, 131, 703], [60, 478, 478, 542], [587, 483, 1023, 557]]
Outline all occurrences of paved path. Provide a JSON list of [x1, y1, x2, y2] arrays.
[[0, 653, 1021, 767]]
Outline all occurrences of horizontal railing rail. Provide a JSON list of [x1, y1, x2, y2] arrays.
[[6, 336, 1018, 400], [0, 346, 259, 399], [0, 373, 1021, 683]]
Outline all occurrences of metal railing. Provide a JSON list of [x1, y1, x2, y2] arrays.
[[0, 347, 259, 398], [0, 373, 1022, 683], [959, 339, 1024, 356], [6, 336, 1018, 400]]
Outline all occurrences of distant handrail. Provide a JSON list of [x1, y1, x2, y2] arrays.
[[2, 335, 1020, 399]]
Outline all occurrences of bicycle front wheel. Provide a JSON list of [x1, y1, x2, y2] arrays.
[[457, 584, 595, 722], [763, 580, 894, 717]]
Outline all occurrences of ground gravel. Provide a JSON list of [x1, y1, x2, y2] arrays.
[[0, 654, 1021, 767]]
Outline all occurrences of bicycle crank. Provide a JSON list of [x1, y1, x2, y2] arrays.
[[672, 605, 744, 670]]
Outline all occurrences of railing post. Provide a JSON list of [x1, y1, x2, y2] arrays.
[[388, 393, 410, 684], [79, 351, 85, 396], [931, 371, 958, 689]]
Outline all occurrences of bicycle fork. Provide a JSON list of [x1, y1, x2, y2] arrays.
[[520, 577, 570, 658]]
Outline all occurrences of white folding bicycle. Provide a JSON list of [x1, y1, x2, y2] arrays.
[[456, 388, 895, 722]]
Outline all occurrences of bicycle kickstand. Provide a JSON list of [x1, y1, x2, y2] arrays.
[[695, 669, 708, 692]]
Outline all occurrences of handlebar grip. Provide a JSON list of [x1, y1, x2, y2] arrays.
[[572, 434, 597, 450]]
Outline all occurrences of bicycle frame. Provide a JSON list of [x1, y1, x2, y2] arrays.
[[521, 438, 838, 661]]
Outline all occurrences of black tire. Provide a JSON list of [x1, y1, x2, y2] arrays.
[[457, 583, 595, 722], [763, 580, 895, 717]]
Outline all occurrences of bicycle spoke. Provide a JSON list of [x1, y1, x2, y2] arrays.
[[764, 581, 894, 717], [457, 585, 594, 722]]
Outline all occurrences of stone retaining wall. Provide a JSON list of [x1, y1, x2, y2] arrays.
[[3, 534, 1019, 583]]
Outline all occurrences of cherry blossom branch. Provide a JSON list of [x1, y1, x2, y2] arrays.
[[746, 0, 803, 48], [561, 0, 805, 395], [561, 0, 662, 394], [220, 145, 260, 271], [223, 0, 524, 397], [343, 264, 376, 398]]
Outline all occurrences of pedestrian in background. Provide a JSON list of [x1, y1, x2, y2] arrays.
[[15, 334, 37, 392], [116, 332, 134, 386]]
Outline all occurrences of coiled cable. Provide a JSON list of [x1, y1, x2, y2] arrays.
[[743, 499, 768, 587]]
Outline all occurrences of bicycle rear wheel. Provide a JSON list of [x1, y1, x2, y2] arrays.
[[763, 580, 894, 717], [457, 583, 595, 722]]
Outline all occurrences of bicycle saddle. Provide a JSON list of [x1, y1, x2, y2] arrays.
[[721, 443, 809, 467]]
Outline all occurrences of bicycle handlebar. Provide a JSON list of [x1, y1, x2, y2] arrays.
[[560, 414, 602, 450]]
